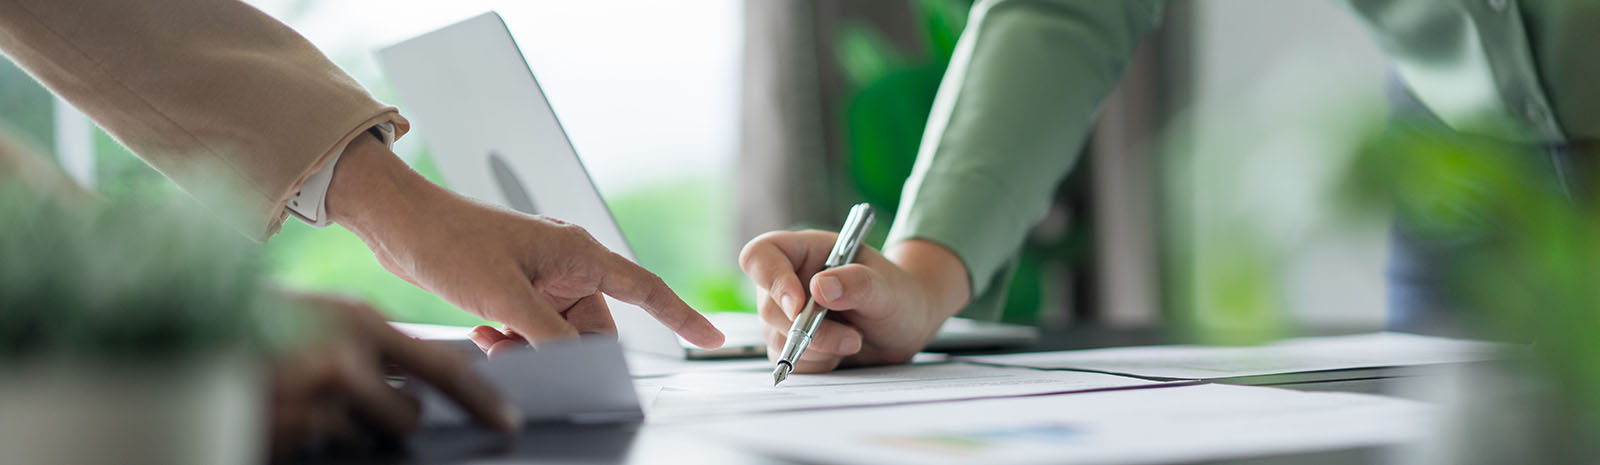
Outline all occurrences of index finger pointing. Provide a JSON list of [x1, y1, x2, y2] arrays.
[[596, 252, 725, 349]]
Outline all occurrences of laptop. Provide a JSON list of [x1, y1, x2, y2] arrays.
[[376, 12, 1038, 359]]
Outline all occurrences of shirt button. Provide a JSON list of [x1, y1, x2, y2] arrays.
[[1489, 0, 1509, 11]]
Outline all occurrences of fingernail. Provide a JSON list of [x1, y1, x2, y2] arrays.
[[818, 276, 843, 302], [838, 336, 861, 354], [780, 294, 798, 314], [499, 401, 523, 433]]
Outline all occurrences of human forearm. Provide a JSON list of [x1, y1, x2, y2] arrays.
[[888, 0, 1165, 315], [0, 0, 403, 240], [885, 239, 972, 326], [323, 133, 723, 348], [324, 132, 440, 247]]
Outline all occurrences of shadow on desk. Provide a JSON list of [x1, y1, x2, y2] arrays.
[[299, 422, 640, 465]]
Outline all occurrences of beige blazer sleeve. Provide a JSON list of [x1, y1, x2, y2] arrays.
[[0, 0, 409, 240]]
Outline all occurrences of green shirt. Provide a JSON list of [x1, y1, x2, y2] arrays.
[[884, 0, 1594, 320]]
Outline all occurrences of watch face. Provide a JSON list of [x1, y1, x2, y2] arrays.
[[489, 150, 541, 216]]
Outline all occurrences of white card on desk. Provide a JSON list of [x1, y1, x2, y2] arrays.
[[413, 336, 642, 426]]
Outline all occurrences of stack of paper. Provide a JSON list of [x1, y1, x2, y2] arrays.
[[955, 332, 1509, 380], [676, 383, 1435, 465]]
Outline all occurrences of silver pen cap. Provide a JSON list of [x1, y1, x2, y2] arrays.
[[824, 203, 875, 267]]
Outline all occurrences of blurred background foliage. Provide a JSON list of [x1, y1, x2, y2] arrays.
[[1333, 115, 1600, 461], [833, 0, 1089, 325]]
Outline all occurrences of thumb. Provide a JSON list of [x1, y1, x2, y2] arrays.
[[809, 264, 894, 318]]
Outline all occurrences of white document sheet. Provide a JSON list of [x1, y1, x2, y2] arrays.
[[678, 384, 1435, 465], [636, 362, 1165, 420], [625, 351, 951, 378], [955, 332, 1509, 379], [391, 321, 954, 378]]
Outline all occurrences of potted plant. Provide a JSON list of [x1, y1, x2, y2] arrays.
[[0, 187, 288, 464], [1333, 115, 1600, 463]]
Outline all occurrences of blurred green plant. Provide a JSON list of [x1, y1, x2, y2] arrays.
[[1336, 116, 1600, 460], [835, 0, 965, 232], [1337, 120, 1594, 342], [1162, 120, 1295, 345], [1178, 229, 1289, 345], [834, 0, 1087, 324], [0, 184, 301, 359]]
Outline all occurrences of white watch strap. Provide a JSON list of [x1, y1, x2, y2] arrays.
[[286, 122, 396, 227]]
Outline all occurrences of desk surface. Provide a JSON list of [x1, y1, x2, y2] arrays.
[[306, 326, 1419, 465]]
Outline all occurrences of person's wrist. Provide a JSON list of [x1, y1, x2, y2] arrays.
[[324, 134, 443, 242], [886, 239, 971, 328]]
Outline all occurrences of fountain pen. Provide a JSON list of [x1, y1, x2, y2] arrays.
[[773, 203, 875, 386]]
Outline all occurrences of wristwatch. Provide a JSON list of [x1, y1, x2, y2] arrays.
[[285, 122, 396, 227]]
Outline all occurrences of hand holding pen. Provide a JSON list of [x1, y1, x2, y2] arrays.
[[740, 203, 974, 380], [771, 203, 876, 385]]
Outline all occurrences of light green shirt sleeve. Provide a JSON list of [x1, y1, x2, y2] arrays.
[[885, 0, 1166, 320]]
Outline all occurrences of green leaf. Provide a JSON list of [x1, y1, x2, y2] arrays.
[[843, 65, 943, 212], [913, 0, 972, 62], [835, 22, 909, 88]]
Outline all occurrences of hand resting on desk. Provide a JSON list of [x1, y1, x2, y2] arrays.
[[268, 293, 518, 457]]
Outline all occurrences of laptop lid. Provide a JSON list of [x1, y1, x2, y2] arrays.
[[376, 12, 686, 357]]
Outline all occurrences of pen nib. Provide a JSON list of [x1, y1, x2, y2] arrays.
[[772, 363, 791, 387]]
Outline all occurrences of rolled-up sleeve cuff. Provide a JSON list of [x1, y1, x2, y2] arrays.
[[248, 110, 409, 241], [284, 120, 398, 228]]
